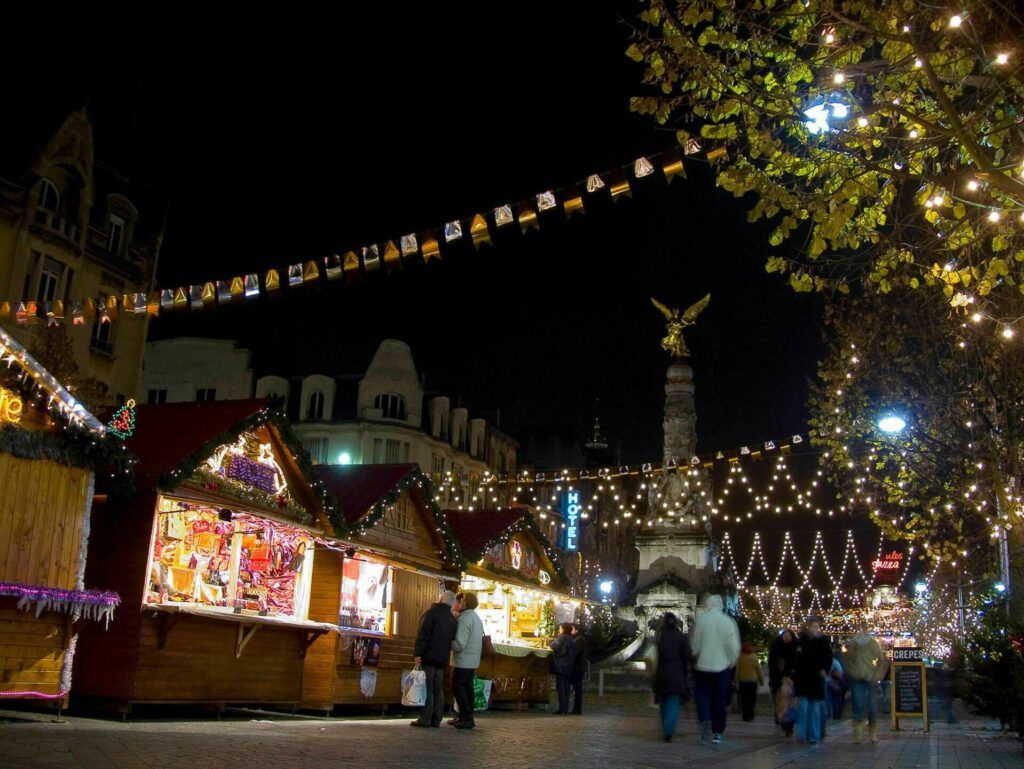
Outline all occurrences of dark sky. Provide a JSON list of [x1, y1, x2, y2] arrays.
[[15, 5, 825, 465]]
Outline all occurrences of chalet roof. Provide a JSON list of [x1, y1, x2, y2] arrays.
[[126, 399, 273, 481], [443, 508, 534, 561], [315, 463, 419, 526]]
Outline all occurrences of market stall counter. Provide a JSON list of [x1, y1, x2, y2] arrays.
[[73, 400, 342, 714], [300, 464, 465, 712], [445, 508, 581, 709], [0, 326, 120, 709]]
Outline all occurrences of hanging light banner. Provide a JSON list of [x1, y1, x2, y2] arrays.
[[1, 145, 704, 323], [562, 490, 582, 551]]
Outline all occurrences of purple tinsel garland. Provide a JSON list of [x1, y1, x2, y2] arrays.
[[0, 582, 120, 622]]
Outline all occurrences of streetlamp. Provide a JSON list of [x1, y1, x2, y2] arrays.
[[877, 415, 907, 433], [337, 451, 353, 465], [803, 95, 851, 135]]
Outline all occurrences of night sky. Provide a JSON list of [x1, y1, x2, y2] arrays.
[[14, 6, 825, 465]]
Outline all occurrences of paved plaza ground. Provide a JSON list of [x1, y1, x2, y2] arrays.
[[1, 693, 1021, 769]]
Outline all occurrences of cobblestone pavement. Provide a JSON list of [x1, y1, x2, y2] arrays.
[[1, 694, 1021, 769]]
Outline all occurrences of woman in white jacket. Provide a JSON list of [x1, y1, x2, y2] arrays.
[[690, 594, 741, 745]]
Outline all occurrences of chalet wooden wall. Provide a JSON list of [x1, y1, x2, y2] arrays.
[[301, 547, 342, 711], [72, 492, 158, 708], [0, 454, 91, 590], [0, 454, 91, 700], [131, 614, 305, 704], [0, 599, 68, 697]]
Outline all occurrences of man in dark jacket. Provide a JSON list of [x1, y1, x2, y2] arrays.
[[571, 624, 588, 715], [793, 618, 833, 744], [411, 589, 458, 728]]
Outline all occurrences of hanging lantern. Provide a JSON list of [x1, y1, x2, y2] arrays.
[[634, 156, 655, 178], [421, 231, 441, 262], [662, 148, 685, 182], [264, 270, 281, 293], [303, 260, 320, 283], [518, 200, 539, 233], [342, 250, 361, 280], [400, 233, 419, 257], [244, 274, 260, 298], [536, 191, 556, 211], [362, 245, 380, 272], [494, 205, 514, 227], [469, 214, 491, 248], [444, 220, 463, 242], [324, 254, 343, 280], [586, 174, 606, 193], [201, 282, 217, 306], [147, 292, 161, 315], [71, 301, 85, 326], [562, 184, 584, 217], [189, 285, 203, 310], [287, 264, 303, 287], [383, 240, 402, 270]]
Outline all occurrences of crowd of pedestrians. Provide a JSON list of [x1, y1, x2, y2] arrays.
[[645, 598, 890, 746], [412, 588, 891, 746]]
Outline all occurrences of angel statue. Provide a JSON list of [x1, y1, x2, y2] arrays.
[[651, 294, 711, 358]]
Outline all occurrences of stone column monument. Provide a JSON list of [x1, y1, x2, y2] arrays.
[[633, 296, 715, 633]]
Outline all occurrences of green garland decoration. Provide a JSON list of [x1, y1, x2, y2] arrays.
[[0, 424, 135, 496], [157, 403, 346, 534], [460, 511, 569, 584], [344, 465, 467, 570]]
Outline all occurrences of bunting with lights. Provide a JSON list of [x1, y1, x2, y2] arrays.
[[0, 145, 712, 327]]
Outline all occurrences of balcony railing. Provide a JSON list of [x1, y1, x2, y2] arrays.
[[33, 210, 79, 244]]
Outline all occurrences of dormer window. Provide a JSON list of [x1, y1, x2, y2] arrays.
[[38, 179, 60, 213], [374, 393, 407, 421], [308, 391, 325, 421], [108, 215, 126, 255]]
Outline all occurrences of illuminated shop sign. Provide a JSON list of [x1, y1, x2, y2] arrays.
[[0, 387, 23, 425], [561, 491, 580, 551]]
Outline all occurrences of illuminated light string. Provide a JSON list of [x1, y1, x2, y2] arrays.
[[0, 143, 721, 323], [719, 530, 914, 609]]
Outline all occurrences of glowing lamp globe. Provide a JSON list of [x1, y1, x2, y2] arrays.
[[337, 451, 353, 465], [878, 415, 906, 433], [599, 580, 614, 595], [914, 582, 927, 594], [995, 582, 1006, 593]]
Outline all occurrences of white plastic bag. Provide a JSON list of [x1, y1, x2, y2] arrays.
[[401, 666, 427, 707]]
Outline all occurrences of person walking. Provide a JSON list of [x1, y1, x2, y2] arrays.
[[768, 629, 797, 727], [793, 618, 833, 745], [690, 594, 741, 745], [570, 624, 588, 715], [652, 612, 692, 742], [450, 592, 484, 729], [410, 589, 459, 728], [736, 643, 764, 722], [548, 622, 576, 714], [844, 620, 885, 743]]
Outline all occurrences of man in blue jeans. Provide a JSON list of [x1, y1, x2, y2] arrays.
[[844, 620, 885, 743], [690, 594, 741, 745]]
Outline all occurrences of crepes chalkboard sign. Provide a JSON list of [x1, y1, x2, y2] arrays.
[[894, 665, 923, 713], [890, 653, 930, 731]]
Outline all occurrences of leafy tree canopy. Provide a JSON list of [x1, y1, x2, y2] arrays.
[[629, 0, 1024, 327]]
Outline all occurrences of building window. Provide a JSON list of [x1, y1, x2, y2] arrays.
[[307, 391, 325, 421], [372, 438, 384, 463], [432, 455, 444, 475], [36, 256, 63, 304], [302, 437, 329, 464], [147, 389, 167, 405], [385, 438, 401, 463], [89, 294, 114, 356], [108, 215, 126, 255], [37, 179, 59, 213], [374, 393, 407, 421], [196, 388, 217, 402]]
